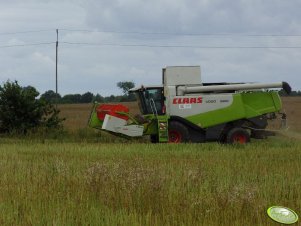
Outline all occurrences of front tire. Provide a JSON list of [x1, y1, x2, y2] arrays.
[[168, 121, 189, 143], [226, 127, 250, 144]]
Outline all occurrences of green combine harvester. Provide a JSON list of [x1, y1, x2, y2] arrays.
[[89, 66, 291, 143]]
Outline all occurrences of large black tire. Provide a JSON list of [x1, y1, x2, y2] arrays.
[[226, 127, 250, 144], [168, 121, 189, 143]]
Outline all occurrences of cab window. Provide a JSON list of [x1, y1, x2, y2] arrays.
[[136, 88, 164, 115]]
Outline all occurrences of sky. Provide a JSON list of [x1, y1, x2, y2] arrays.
[[0, 0, 301, 96]]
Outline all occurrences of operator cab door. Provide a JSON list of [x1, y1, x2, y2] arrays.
[[137, 87, 165, 115]]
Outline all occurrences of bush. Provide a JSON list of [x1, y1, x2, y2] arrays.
[[0, 81, 64, 134]]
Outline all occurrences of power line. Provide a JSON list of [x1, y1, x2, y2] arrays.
[[0, 42, 56, 48], [0, 29, 300, 49], [61, 41, 301, 49], [59, 28, 301, 37], [1, 28, 301, 37], [0, 29, 55, 36], [0, 41, 299, 50]]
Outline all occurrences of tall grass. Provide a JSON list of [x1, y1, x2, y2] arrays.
[[0, 138, 300, 225]]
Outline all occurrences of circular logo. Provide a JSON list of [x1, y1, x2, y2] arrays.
[[267, 206, 298, 224]]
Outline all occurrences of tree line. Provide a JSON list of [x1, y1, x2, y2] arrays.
[[279, 89, 301, 97], [40, 90, 136, 104], [40, 81, 136, 104], [40, 88, 300, 104]]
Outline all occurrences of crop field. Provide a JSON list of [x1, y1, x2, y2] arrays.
[[0, 97, 300, 225]]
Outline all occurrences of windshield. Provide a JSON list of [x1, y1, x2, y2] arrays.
[[135, 88, 164, 115]]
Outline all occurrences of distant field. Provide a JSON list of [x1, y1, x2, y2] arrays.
[[281, 97, 301, 132], [58, 97, 301, 132]]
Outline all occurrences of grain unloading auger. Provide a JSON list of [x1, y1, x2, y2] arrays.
[[89, 66, 291, 144]]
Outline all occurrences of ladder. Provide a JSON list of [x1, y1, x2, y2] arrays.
[[157, 116, 169, 143]]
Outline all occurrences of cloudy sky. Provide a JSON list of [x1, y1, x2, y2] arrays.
[[0, 0, 301, 96]]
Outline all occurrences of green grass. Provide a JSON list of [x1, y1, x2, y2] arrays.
[[0, 137, 300, 225]]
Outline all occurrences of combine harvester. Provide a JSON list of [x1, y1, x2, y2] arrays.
[[89, 66, 291, 143]]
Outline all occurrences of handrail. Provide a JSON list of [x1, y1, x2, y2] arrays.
[[150, 98, 158, 116]]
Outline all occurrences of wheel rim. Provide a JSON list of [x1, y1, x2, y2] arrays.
[[233, 134, 247, 144], [169, 130, 182, 143]]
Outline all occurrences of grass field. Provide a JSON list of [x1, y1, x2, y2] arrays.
[[0, 97, 300, 225], [0, 139, 300, 225]]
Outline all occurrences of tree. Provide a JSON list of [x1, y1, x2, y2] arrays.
[[105, 95, 117, 102], [93, 94, 104, 103], [117, 81, 135, 95], [40, 90, 61, 103], [0, 81, 63, 133], [80, 92, 94, 103], [117, 81, 136, 102], [61, 94, 81, 103]]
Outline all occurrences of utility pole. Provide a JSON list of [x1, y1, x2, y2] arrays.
[[55, 29, 59, 110], [56, 29, 58, 96]]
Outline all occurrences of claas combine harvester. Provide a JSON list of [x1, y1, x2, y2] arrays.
[[89, 66, 291, 143]]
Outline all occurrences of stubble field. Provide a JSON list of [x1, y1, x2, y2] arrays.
[[0, 97, 300, 225]]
